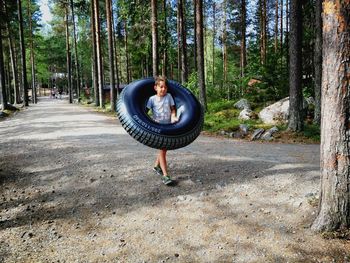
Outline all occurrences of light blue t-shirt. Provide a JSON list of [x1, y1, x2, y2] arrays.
[[146, 93, 175, 124]]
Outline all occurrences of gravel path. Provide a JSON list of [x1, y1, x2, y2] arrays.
[[0, 97, 349, 262]]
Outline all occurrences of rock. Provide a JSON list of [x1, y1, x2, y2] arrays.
[[239, 124, 249, 135], [261, 126, 279, 141], [177, 195, 187, 201], [251, 128, 265, 140], [259, 97, 289, 124], [234, 99, 251, 110], [219, 130, 227, 136], [259, 97, 308, 124], [235, 131, 244, 138], [238, 108, 253, 120]]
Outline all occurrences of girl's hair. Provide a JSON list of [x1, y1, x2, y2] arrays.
[[155, 75, 167, 86]]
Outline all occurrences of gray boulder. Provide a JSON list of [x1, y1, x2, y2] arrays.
[[238, 108, 253, 120], [234, 99, 251, 110], [259, 97, 290, 124], [261, 126, 279, 141], [259, 97, 309, 124], [239, 124, 249, 135], [251, 128, 265, 141]]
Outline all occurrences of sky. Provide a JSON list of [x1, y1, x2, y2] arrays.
[[38, 0, 52, 33], [39, 0, 52, 23]]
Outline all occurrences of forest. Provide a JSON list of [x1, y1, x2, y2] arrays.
[[1, 0, 321, 129], [0, 0, 349, 233]]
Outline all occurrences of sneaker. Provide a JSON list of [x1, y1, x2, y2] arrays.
[[161, 175, 173, 185], [153, 166, 163, 176]]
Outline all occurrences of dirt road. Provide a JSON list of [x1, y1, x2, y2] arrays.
[[0, 97, 349, 262]]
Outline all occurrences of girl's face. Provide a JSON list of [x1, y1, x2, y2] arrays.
[[154, 81, 168, 97]]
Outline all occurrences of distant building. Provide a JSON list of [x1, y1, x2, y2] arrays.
[[103, 84, 127, 102]]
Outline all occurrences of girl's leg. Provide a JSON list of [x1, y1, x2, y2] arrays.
[[157, 149, 168, 176]]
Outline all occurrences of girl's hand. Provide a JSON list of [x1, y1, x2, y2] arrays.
[[171, 116, 179, 123]]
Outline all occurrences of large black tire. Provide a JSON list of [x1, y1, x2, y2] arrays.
[[116, 78, 204, 150]]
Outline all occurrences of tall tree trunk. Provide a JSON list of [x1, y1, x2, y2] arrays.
[[178, 0, 187, 83], [124, 20, 130, 83], [65, 4, 73, 104], [106, 0, 115, 112], [28, 0, 36, 104], [195, 0, 206, 110], [311, 0, 350, 232], [313, 0, 322, 125], [0, 12, 8, 110], [222, 0, 228, 94], [240, 0, 247, 78], [112, 11, 120, 98], [151, 0, 159, 77], [285, 0, 289, 67], [212, 1, 215, 85], [94, 0, 104, 108], [90, 0, 99, 106], [17, 0, 28, 106], [193, 0, 197, 72], [70, 0, 80, 101], [287, 0, 303, 131], [259, 0, 267, 65], [6, 21, 20, 104], [162, 0, 167, 77], [280, 0, 283, 54], [176, 1, 181, 81], [274, 0, 278, 53]]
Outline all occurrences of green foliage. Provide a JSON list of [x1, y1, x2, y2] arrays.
[[207, 100, 237, 113], [303, 124, 320, 141], [204, 99, 261, 133], [243, 42, 289, 105], [185, 72, 199, 97]]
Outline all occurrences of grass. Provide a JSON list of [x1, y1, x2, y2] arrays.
[[79, 97, 320, 144], [204, 100, 320, 143]]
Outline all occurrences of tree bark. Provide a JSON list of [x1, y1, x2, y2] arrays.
[[193, 0, 197, 72], [90, 0, 99, 106], [288, 0, 303, 132], [0, 10, 8, 110], [112, 10, 120, 98], [260, 0, 267, 65], [280, 0, 283, 54], [195, 0, 206, 110], [212, 1, 215, 86], [177, 1, 181, 81], [285, 0, 289, 67], [240, 0, 246, 78], [17, 0, 29, 106], [178, 0, 187, 83], [28, 0, 37, 104], [70, 0, 80, 101], [274, 0, 278, 53], [6, 21, 20, 104], [313, 0, 322, 125], [106, 0, 116, 112], [311, 0, 350, 232], [124, 20, 130, 83], [151, 0, 159, 77], [65, 4, 73, 104], [222, 0, 228, 94], [94, 0, 104, 108], [162, 0, 168, 77]]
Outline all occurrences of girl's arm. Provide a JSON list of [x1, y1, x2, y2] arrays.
[[170, 105, 178, 123]]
